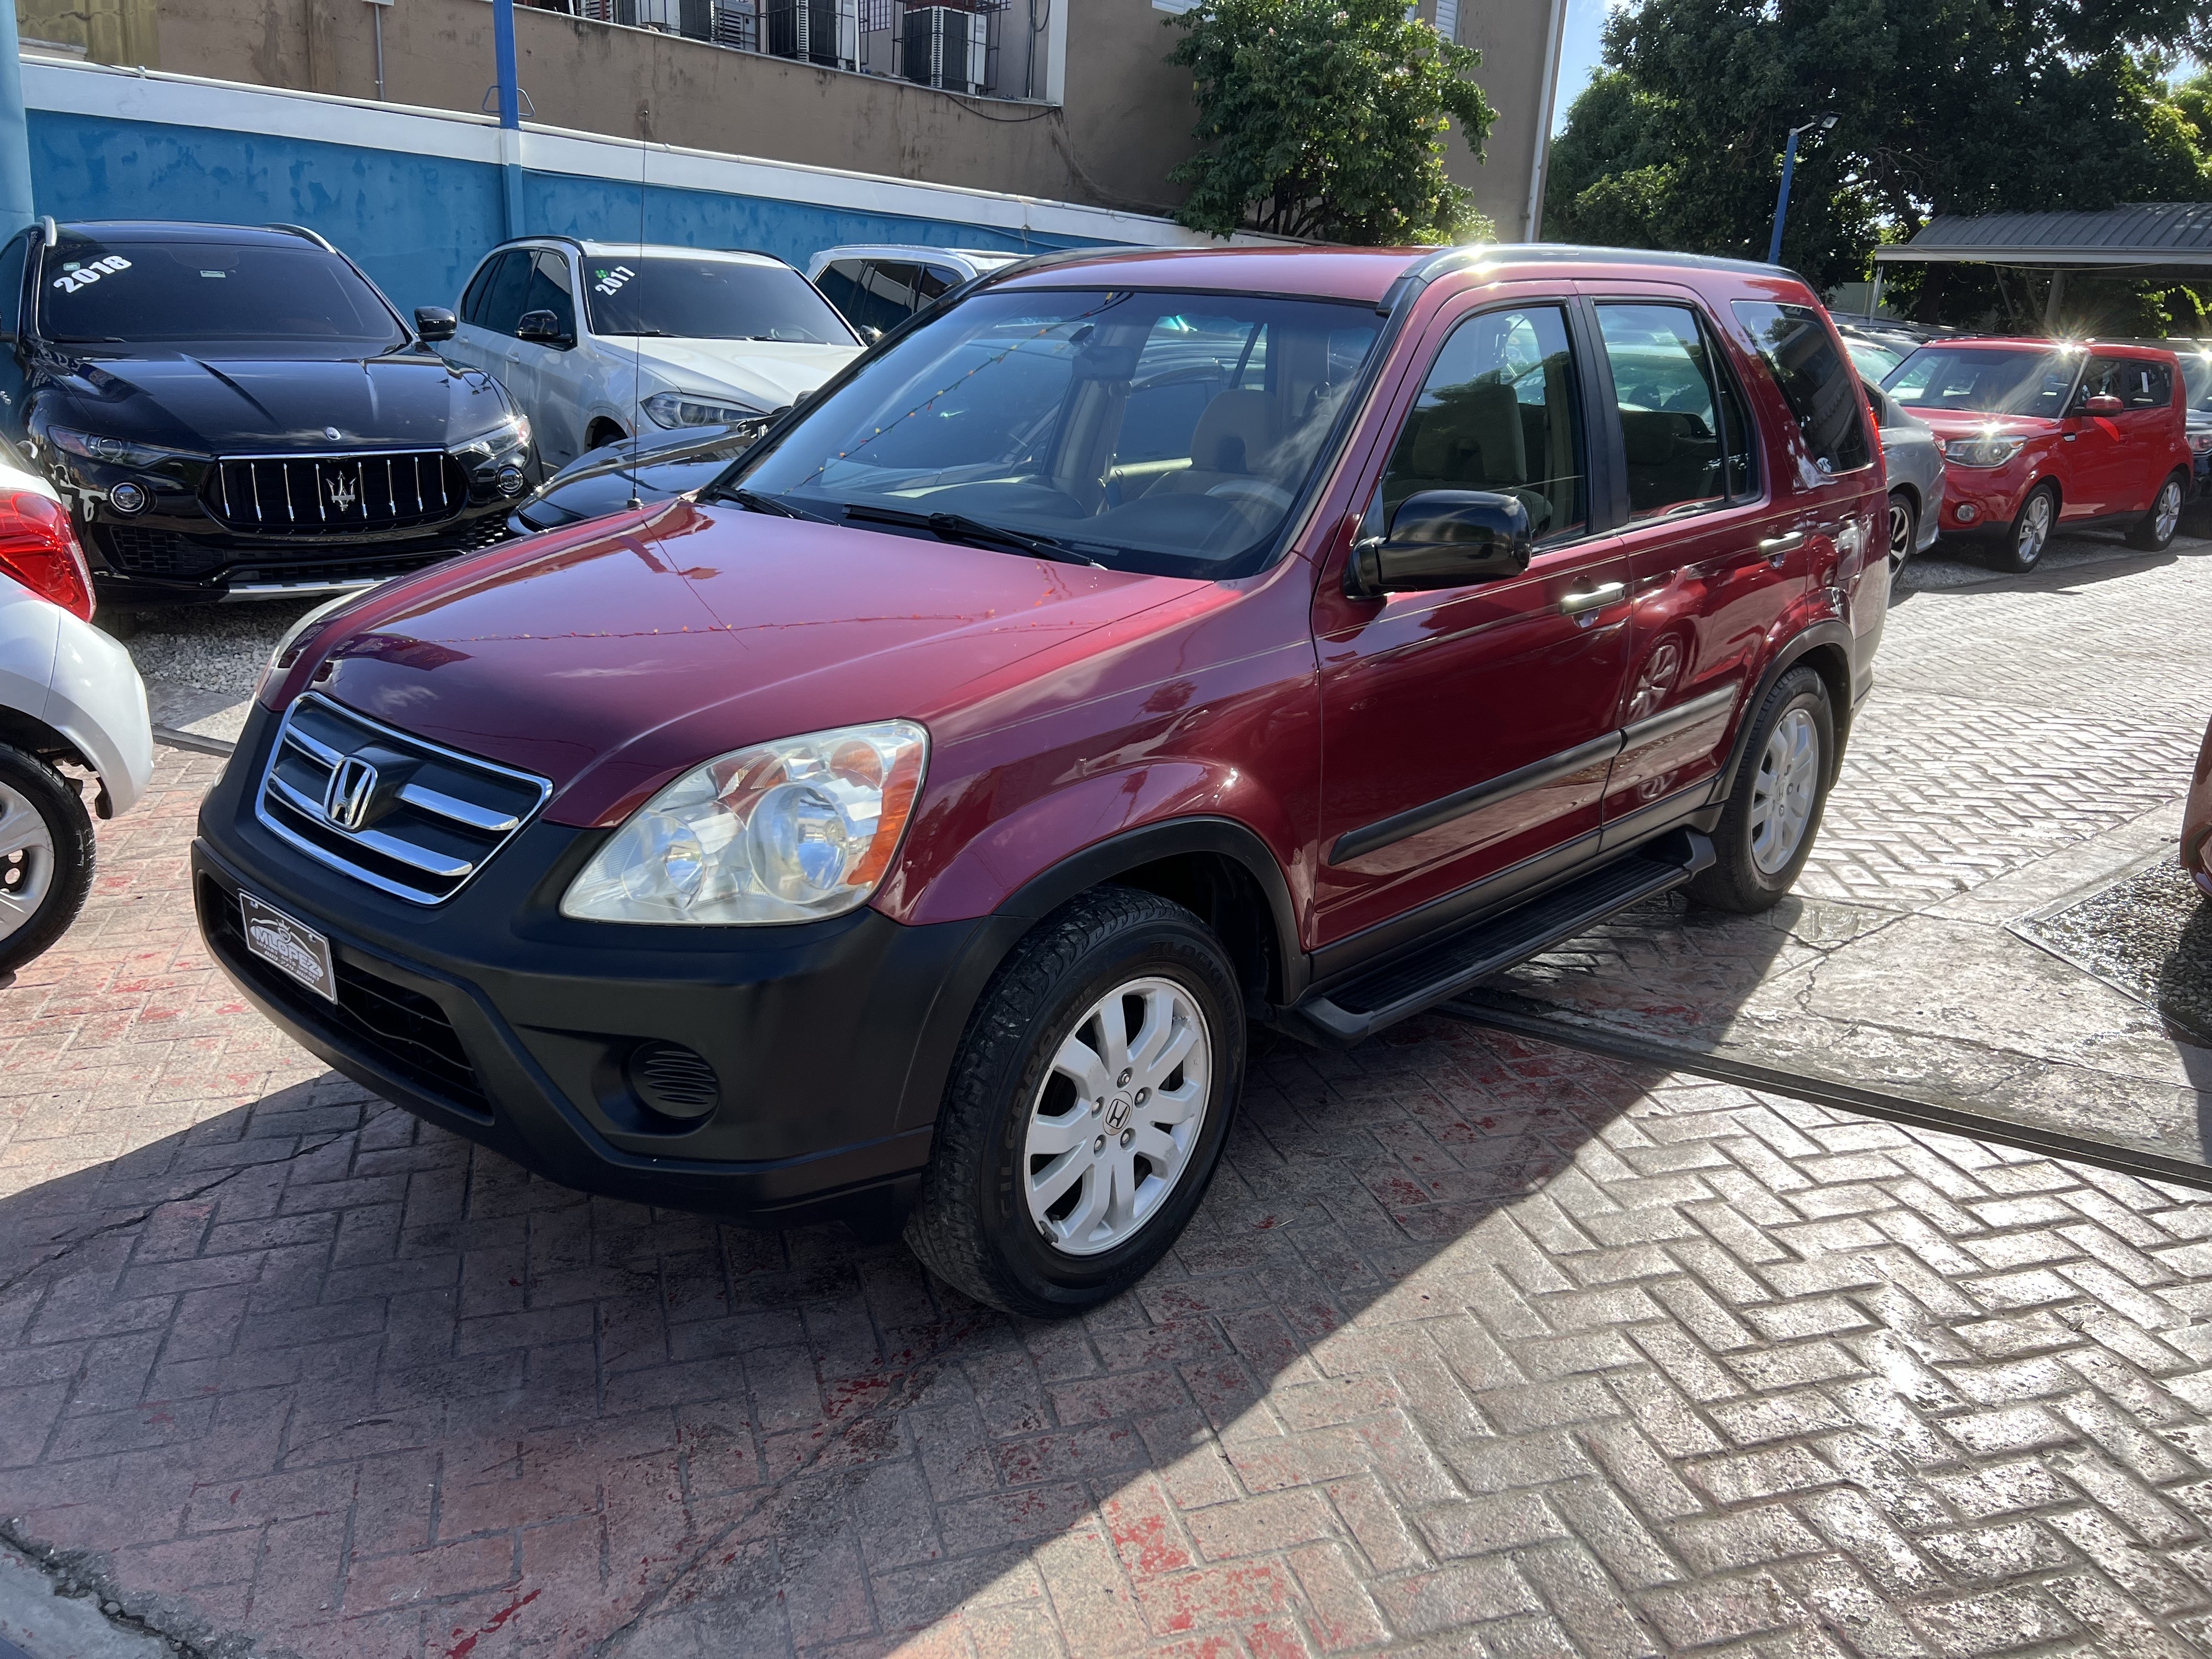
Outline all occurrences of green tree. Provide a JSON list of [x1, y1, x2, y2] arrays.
[[1164, 0, 1499, 245], [1544, 0, 2212, 292]]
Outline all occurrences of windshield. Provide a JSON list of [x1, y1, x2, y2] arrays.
[[724, 287, 1383, 579], [1844, 338, 1903, 380], [1882, 346, 2078, 418], [583, 256, 854, 344], [2181, 353, 2212, 411], [38, 237, 407, 347]]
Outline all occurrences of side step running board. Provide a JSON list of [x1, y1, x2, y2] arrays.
[[1293, 830, 1714, 1046]]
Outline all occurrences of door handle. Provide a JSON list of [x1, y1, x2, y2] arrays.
[[1559, 581, 1626, 614], [1758, 531, 1805, 567]]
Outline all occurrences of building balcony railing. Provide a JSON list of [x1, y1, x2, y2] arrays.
[[526, 0, 1051, 104]]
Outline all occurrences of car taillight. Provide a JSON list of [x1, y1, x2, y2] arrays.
[[0, 492, 95, 622]]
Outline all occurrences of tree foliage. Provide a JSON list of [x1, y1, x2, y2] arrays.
[[1164, 0, 1499, 245], [1544, 0, 2212, 292]]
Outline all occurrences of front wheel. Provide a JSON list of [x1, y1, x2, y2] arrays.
[[1688, 666, 1833, 915], [0, 745, 95, 974], [2128, 472, 2186, 552], [1989, 482, 2057, 574], [1886, 489, 1917, 568], [905, 887, 1244, 1317]]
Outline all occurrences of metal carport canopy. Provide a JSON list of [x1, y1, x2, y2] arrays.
[[1872, 203, 2212, 269]]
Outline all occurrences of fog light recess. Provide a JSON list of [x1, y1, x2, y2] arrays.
[[1955, 504, 1978, 523], [627, 1040, 720, 1121]]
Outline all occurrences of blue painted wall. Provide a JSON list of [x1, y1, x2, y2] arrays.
[[27, 110, 1096, 315]]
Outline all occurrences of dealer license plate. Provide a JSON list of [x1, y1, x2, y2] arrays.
[[239, 893, 337, 1002]]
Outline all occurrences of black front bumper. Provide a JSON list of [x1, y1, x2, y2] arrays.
[[84, 511, 514, 603], [194, 704, 1017, 1226]]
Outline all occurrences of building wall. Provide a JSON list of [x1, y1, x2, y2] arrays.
[[25, 0, 1555, 240], [20, 56, 1226, 317]]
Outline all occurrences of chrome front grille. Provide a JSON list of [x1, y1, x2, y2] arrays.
[[206, 452, 467, 537], [255, 694, 551, 904]]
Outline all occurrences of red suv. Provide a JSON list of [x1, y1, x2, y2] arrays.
[[1882, 337, 2193, 572], [194, 246, 1889, 1315]]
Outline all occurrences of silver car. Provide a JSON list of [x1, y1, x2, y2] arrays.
[[1864, 377, 1944, 563]]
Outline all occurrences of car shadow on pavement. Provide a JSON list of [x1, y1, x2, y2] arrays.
[[0, 1014, 1685, 1657]]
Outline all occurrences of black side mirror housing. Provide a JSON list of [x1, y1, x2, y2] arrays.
[[1345, 490, 1534, 597], [516, 309, 573, 347], [414, 306, 458, 343]]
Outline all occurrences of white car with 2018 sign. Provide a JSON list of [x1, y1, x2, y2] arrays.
[[443, 238, 864, 469]]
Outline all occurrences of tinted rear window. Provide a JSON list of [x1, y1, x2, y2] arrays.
[[1731, 301, 1871, 475], [40, 236, 405, 347]]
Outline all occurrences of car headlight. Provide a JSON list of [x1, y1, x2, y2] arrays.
[[44, 427, 205, 467], [641, 391, 765, 430], [451, 412, 531, 461], [561, 721, 928, 925], [1941, 434, 2026, 468], [2188, 430, 2212, 455]]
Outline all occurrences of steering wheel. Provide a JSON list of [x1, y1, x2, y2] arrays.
[[1205, 478, 1295, 512]]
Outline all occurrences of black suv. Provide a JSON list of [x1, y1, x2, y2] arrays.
[[3, 220, 533, 603]]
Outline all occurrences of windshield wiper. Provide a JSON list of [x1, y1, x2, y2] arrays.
[[713, 487, 834, 522], [842, 504, 1104, 568]]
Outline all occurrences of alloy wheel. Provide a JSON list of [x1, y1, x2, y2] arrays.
[[1887, 499, 1912, 561], [1023, 975, 1213, 1257], [0, 781, 55, 941], [2155, 479, 2183, 543], [2016, 492, 2053, 565], [1748, 708, 1820, 876]]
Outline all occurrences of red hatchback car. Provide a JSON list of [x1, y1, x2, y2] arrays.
[[1882, 337, 2194, 572], [195, 245, 1889, 1314]]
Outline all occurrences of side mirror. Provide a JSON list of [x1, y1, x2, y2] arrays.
[[516, 309, 572, 347], [414, 306, 458, 343], [2084, 394, 2124, 416], [1345, 490, 1533, 597]]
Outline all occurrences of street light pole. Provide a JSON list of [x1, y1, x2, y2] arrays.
[[1767, 112, 1836, 267]]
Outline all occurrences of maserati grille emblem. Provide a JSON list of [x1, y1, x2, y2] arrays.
[[324, 756, 378, 832], [326, 471, 359, 512]]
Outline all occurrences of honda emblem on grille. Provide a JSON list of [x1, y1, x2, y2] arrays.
[[327, 472, 359, 512], [324, 756, 378, 832]]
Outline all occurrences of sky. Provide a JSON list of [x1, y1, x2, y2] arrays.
[[1553, 0, 1615, 133]]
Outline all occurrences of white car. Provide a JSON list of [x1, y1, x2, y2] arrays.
[[446, 240, 864, 469], [805, 244, 1024, 336], [0, 447, 154, 970]]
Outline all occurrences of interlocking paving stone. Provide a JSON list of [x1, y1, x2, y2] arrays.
[[5, 536, 2212, 1655]]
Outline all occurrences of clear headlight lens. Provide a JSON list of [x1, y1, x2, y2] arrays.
[[561, 721, 928, 925], [451, 412, 531, 460], [2188, 430, 2212, 455], [1941, 433, 2025, 468], [46, 427, 204, 467], [641, 390, 764, 430]]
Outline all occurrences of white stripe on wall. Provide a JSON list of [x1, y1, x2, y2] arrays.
[[21, 54, 1240, 247]]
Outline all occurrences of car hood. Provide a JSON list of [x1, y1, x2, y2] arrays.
[[36, 347, 511, 453], [622, 337, 861, 410], [304, 499, 1198, 827], [1905, 409, 2059, 441]]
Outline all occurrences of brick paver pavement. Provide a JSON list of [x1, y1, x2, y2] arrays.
[[4, 540, 2212, 1657]]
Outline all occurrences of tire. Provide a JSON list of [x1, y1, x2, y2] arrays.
[[1989, 482, 2057, 574], [904, 887, 1245, 1318], [1885, 489, 1917, 569], [0, 744, 95, 975], [1687, 666, 1833, 915], [2128, 472, 2186, 552]]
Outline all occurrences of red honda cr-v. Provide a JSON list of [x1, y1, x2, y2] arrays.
[[195, 245, 1889, 1315], [1882, 337, 2194, 572]]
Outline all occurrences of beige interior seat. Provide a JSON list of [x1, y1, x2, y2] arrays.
[[1152, 390, 1284, 496]]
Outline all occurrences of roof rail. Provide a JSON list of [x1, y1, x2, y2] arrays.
[[1377, 244, 1493, 314], [267, 222, 335, 251]]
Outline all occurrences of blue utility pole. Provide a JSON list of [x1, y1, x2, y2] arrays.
[[1767, 112, 1837, 268], [494, 0, 524, 239], [0, 0, 37, 240]]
